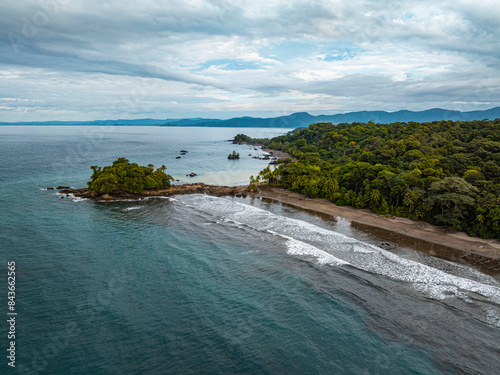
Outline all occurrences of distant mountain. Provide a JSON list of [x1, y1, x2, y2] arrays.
[[314, 107, 500, 124], [2, 107, 499, 128], [159, 107, 500, 128], [162, 112, 316, 128]]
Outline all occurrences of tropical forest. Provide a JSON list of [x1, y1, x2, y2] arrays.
[[237, 119, 500, 239], [88, 157, 174, 194]]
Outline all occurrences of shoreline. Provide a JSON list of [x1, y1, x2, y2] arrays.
[[260, 146, 293, 160], [234, 141, 293, 160], [256, 187, 500, 277], [57, 184, 500, 277], [58, 183, 251, 201]]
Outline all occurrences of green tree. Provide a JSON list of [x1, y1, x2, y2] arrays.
[[88, 158, 173, 194], [236, 118, 500, 239], [426, 177, 478, 230]]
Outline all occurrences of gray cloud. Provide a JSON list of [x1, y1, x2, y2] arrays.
[[1, 0, 499, 121]]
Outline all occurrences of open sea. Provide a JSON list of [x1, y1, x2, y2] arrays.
[[1, 126, 499, 375]]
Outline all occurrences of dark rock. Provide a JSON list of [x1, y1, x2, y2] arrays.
[[78, 191, 96, 198], [56, 186, 70, 189], [176, 156, 181, 159], [186, 173, 197, 177], [180, 150, 188, 153], [46, 187, 55, 190], [53, 183, 251, 202]]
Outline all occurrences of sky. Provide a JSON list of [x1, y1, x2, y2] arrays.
[[1, 0, 499, 121]]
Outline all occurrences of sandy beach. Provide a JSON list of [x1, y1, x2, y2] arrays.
[[257, 186, 500, 277]]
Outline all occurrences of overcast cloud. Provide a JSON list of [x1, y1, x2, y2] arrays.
[[1, 0, 499, 121]]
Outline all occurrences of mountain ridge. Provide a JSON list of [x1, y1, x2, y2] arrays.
[[2, 106, 499, 127]]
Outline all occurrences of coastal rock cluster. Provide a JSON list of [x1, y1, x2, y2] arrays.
[[176, 150, 188, 159], [58, 183, 251, 201]]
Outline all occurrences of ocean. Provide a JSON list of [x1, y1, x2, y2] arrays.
[[1, 126, 499, 375]]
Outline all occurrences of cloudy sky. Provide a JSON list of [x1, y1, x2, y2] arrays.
[[1, 0, 499, 121]]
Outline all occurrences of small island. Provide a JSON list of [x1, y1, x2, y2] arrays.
[[58, 157, 250, 200], [88, 157, 174, 194], [228, 150, 240, 160]]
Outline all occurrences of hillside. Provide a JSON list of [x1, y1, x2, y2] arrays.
[[2, 107, 499, 127]]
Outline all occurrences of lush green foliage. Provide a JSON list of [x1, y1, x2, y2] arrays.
[[88, 157, 173, 194], [243, 119, 500, 239], [228, 150, 240, 159], [234, 134, 253, 143]]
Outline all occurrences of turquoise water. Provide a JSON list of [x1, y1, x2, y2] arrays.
[[1, 126, 499, 374]]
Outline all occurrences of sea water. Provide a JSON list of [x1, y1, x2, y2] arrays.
[[1, 126, 499, 374]]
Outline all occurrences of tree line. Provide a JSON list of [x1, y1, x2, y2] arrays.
[[237, 118, 500, 239]]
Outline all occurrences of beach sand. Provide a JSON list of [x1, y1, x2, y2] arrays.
[[256, 186, 500, 277]]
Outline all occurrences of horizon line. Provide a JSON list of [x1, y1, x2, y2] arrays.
[[1, 105, 499, 125]]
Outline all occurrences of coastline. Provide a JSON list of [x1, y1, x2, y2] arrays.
[[58, 183, 251, 201], [260, 146, 292, 160], [57, 183, 500, 276], [256, 187, 500, 277], [234, 141, 293, 160]]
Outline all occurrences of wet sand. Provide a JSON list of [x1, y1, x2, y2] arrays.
[[257, 187, 500, 277]]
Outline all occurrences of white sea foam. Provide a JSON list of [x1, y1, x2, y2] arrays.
[[486, 309, 500, 328], [124, 206, 141, 211], [142, 196, 174, 201], [223, 218, 244, 226], [266, 230, 293, 240], [352, 245, 375, 254], [71, 196, 88, 203], [177, 194, 500, 305], [286, 238, 351, 266]]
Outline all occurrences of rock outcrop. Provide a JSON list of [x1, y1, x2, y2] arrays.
[[58, 183, 251, 201]]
